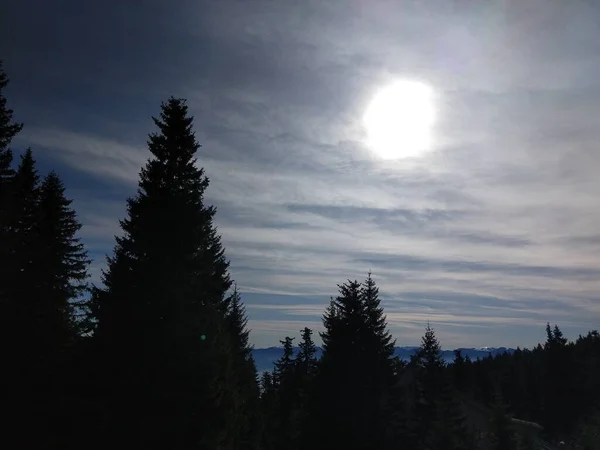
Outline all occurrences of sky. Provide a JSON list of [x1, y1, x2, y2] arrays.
[[2, 0, 600, 349]]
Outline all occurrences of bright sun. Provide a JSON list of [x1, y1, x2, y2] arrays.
[[364, 79, 436, 160]]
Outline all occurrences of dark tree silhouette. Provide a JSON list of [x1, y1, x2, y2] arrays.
[[0, 61, 23, 180], [297, 327, 318, 379], [310, 275, 395, 450], [2, 149, 41, 449], [260, 370, 279, 450], [407, 324, 473, 450], [92, 97, 238, 449], [295, 327, 318, 449], [226, 285, 260, 450], [4, 149, 40, 324], [0, 63, 22, 301], [33, 170, 90, 448], [0, 62, 22, 312], [273, 336, 296, 385], [2, 152, 90, 448], [35, 171, 90, 346]]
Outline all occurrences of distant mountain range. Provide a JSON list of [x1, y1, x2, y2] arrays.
[[252, 346, 515, 373]]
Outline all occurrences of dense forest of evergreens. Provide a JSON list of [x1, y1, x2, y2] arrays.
[[1, 62, 599, 449]]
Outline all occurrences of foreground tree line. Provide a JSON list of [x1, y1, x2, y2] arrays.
[[1, 62, 599, 449]]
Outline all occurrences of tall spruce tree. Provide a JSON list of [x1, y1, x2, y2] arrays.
[[0, 62, 22, 309], [410, 324, 472, 450], [360, 273, 396, 449], [34, 170, 90, 448], [407, 323, 445, 449], [35, 171, 90, 351], [2, 153, 89, 448], [2, 149, 40, 449], [260, 371, 279, 450], [273, 336, 296, 387], [361, 272, 395, 360], [415, 323, 445, 371], [93, 97, 237, 449], [310, 275, 395, 450], [297, 327, 317, 379], [4, 149, 40, 323], [271, 337, 298, 450], [226, 285, 260, 450], [296, 327, 318, 449]]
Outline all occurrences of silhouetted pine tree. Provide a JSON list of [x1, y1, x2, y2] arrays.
[[35, 171, 90, 350], [0, 63, 22, 322], [409, 324, 473, 449], [297, 327, 318, 380], [310, 275, 395, 450], [273, 337, 298, 450], [408, 324, 444, 448], [92, 97, 237, 449], [4, 149, 40, 328], [311, 280, 364, 450], [415, 323, 445, 371], [260, 371, 279, 450], [360, 273, 396, 449], [34, 171, 90, 448], [296, 327, 318, 449], [2, 149, 40, 448], [259, 337, 297, 450], [543, 323, 571, 437], [226, 286, 260, 450], [272, 336, 295, 385], [361, 272, 395, 361], [2, 153, 89, 448]]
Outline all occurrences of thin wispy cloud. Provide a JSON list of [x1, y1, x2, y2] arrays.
[[3, 0, 600, 348]]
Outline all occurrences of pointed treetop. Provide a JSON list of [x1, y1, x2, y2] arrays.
[[273, 336, 296, 385], [136, 96, 211, 204], [14, 149, 40, 201], [17, 148, 36, 172], [454, 349, 465, 363], [360, 272, 395, 357], [553, 324, 567, 345], [148, 97, 200, 162], [546, 323, 567, 349], [546, 322, 553, 343], [321, 280, 362, 352], [42, 170, 61, 186], [297, 327, 318, 376], [417, 323, 444, 369], [37, 169, 90, 333]]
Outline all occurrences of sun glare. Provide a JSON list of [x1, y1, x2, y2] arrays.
[[364, 79, 436, 160]]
